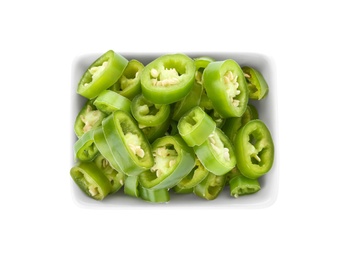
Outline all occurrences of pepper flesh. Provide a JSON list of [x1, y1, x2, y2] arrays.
[[242, 66, 269, 100], [73, 130, 99, 162], [229, 168, 261, 198], [194, 172, 226, 200], [93, 90, 131, 114]]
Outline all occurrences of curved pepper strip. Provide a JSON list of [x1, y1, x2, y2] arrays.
[[234, 119, 274, 179], [93, 90, 131, 114], [73, 130, 99, 162], [70, 161, 112, 200], [139, 186, 170, 203], [176, 158, 208, 189], [131, 94, 171, 127], [94, 154, 125, 194], [124, 175, 140, 198], [229, 168, 261, 198], [77, 50, 128, 99], [74, 100, 106, 138], [178, 106, 216, 147], [193, 128, 236, 176], [203, 59, 249, 118], [194, 172, 226, 200], [242, 66, 269, 100], [222, 104, 259, 142], [141, 53, 196, 104], [110, 59, 144, 100], [139, 135, 196, 190], [102, 110, 154, 176]]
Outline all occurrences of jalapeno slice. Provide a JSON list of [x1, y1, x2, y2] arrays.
[[70, 161, 112, 200], [93, 90, 131, 114], [177, 106, 216, 147], [131, 94, 171, 127], [139, 186, 170, 203], [194, 172, 226, 200], [124, 175, 140, 198], [110, 59, 144, 100], [77, 50, 128, 99], [203, 59, 248, 118], [74, 100, 107, 138], [234, 119, 274, 179], [176, 158, 208, 189], [102, 110, 154, 176], [141, 53, 195, 104], [139, 135, 196, 190], [193, 128, 236, 176], [242, 66, 269, 100], [73, 130, 99, 162], [229, 168, 261, 198]]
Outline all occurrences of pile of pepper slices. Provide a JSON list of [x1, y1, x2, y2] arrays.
[[71, 50, 274, 203]]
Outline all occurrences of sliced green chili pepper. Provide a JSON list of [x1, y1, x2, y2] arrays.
[[208, 109, 226, 128], [141, 53, 196, 104], [139, 186, 170, 203], [124, 175, 140, 198], [193, 128, 236, 176], [177, 106, 216, 147], [234, 119, 274, 179], [110, 59, 144, 100], [73, 130, 99, 162], [70, 161, 112, 200], [102, 110, 154, 176], [176, 158, 208, 189], [229, 168, 261, 198], [77, 50, 128, 99], [139, 135, 196, 190], [131, 94, 171, 127], [74, 100, 107, 138], [94, 154, 125, 194], [242, 66, 269, 100], [140, 117, 171, 144], [222, 104, 259, 142], [194, 172, 226, 200], [203, 59, 248, 118], [173, 185, 193, 194], [93, 90, 131, 114]]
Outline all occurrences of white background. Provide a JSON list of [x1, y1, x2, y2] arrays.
[[1, 0, 348, 259]]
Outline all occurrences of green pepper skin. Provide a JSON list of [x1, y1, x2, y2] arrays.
[[102, 111, 154, 176], [73, 130, 99, 162], [139, 135, 196, 190], [242, 66, 269, 100], [176, 158, 208, 189], [131, 94, 170, 127], [74, 100, 107, 138], [173, 185, 194, 194], [140, 117, 171, 144], [70, 161, 112, 200], [194, 172, 226, 200], [229, 170, 261, 198], [234, 119, 274, 179], [203, 59, 249, 118], [139, 186, 170, 203], [110, 59, 144, 100], [77, 50, 128, 99], [93, 90, 131, 114], [124, 175, 140, 198], [178, 106, 216, 147], [194, 128, 236, 176], [141, 53, 196, 104]]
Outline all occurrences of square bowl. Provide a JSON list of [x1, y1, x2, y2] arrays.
[[70, 52, 279, 209]]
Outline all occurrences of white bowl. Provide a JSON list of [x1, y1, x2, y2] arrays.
[[70, 52, 279, 209]]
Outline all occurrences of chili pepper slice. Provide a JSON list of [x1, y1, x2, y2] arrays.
[[173, 185, 193, 194], [176, 158, 208, 189], [194, 172, 226, 200], [234, 119, 274, 179], [140, 117, 171, 144], [77, 50, 128, 99], [229, 168, 261, 198], [124, 175, 140, 198], [74, 100, 107, 138], [193, 128, 236, 176], [242, 66, 269, 100], [222, 104, 259, 142], [94, 154, 125, 194], [131, 94, 171, 127], [73, 130, 99, 162], [141, 53, 196, 104], [139, 186, 170, 203], [70, 161, 112, 200], [177, 106, 216, 147], [203, 59, 249, 118], [102, 110, 154, 176], [93, 90, 131, 114], [110, 59, 144, 100], [139, 135, 196, 190]]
